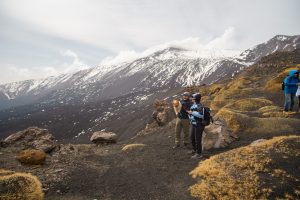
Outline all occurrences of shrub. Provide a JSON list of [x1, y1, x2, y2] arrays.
[[190, 136, 300, 200], [258, 106, 281, 113], [225, 98, 273, 111], [216, 108, 300, 134], [122, 144, 146, 152], [0, 169, 44, 200], [16, 149, 46, 165], [262, 111, 297, 118], [215, 108, 249, 133]]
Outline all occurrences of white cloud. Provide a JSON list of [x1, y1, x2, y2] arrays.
[[0, 0, 268, 53], [100, 27, 238, 65], [0, 28, 237, 83], [60, 50, 89, 73], [0, 64, 59, 84], [61, 49, 78, 58], [0, 0, 299, 83], [206, 27, 237, 49], [0, 0, 168, 52], [0, 49, 89, 84]]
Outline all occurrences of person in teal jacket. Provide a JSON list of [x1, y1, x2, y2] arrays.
[[188, 93, 204, 159], [284, 70, 300, 111]]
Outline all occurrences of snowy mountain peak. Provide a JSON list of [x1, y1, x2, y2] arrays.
[[275, 35, 288, 41], [149, 46, 240, 61], [0, 34, 299, 110], [238, 35, 300, 62]]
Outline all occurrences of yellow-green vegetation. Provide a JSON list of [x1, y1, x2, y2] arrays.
[[259, 106, 282, 113], [262, 111, 297, 118], [210, 96, 234, 111], [225, 98, 273, 111], [215, 108, 249, 133], [16, 149, 46, 165], [210, 86, 255, 111], [216, 108, 300, 134], [122, 144, 146, 152], [247, 117, 300, 135], [0, 169, 44, 200], [227, 77, 252, 90], [190, 136, 300, 200], [208, 84, 223, 95], [189, 84, 224, 108]]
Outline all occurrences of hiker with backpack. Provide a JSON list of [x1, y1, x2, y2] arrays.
[[173, 92, 192, 149], [283, 70, 300, 112], [187, 93, 211, 159]]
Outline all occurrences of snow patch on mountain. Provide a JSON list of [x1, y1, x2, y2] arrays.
[[0, 35, 299, 110]]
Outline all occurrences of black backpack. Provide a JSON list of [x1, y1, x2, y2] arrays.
[[196, 105, 213, 126]]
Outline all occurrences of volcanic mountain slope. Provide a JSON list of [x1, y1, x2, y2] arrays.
[[0, 87, 181, 142], [1, 49, 300, 200], [0, 35, 299, 111], [0, 35, 300, 143]]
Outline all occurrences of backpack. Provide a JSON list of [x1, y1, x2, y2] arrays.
[[196, 105, 213, 126]]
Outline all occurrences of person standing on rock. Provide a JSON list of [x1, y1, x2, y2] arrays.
[[283, 70, 300, 112], [187, 93, 205, 159], [173, 92, 192, 149]]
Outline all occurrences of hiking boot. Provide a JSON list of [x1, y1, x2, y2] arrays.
[[191, 153, 203, 159], [172, 144, 180, 149]]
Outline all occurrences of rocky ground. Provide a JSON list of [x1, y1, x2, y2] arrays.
[[0, 126, 204, 200], [2, 117, 298, 200]]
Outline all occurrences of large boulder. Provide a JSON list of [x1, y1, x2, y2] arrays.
[[152, 99, 171, 126], [90, 131, 117, 144], [16, 149, 47, 165], [0, 169, 44, 200], [4, 127, 56, 153], [203, 118, 237, 150]]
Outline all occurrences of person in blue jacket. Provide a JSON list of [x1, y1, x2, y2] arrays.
[[284, 70, 300, 111], [187, 93, 205, 159]]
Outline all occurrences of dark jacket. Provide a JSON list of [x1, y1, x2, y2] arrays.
[[178, 99, 191, 119], [284, 70, 299, 94]]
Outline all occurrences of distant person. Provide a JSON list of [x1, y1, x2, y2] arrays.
[[173, 92, 191, 149], [283, 70, 300, 112], [187, 93, 205, 159]]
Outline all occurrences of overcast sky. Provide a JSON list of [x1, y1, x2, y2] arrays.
[[0, 0, 299, 84]]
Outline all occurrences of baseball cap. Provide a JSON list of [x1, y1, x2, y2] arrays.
[[182, 92, 190, 96]]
